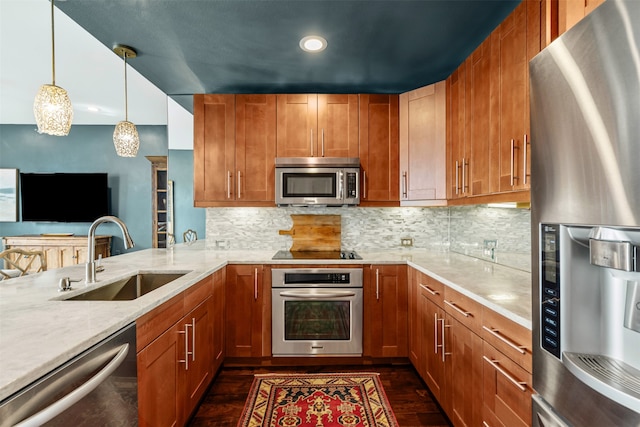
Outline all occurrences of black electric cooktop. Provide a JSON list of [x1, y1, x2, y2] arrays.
[[272, 250, 362, 260]]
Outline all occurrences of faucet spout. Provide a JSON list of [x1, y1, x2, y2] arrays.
[[86, 215, 135, 284]]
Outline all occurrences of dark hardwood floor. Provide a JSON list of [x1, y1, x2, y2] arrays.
[[187, 364, 452, 427]]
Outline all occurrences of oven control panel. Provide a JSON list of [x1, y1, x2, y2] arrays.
[[272, 268, 363, 288], [541, 224, 561, 359]]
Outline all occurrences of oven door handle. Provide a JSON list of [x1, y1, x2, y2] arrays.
[[279, 290, 357, 298]]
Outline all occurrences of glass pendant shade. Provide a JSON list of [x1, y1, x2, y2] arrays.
[[113, 120, 140, 157], [33, 84, 73, 136]]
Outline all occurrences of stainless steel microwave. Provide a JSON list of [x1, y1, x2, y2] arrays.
[[275, 157, 360, 206]]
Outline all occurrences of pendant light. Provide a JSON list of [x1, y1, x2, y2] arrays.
[[112, 44, 140, 157], [33, 0, 73, 136]]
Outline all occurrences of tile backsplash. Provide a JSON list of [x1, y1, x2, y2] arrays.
[[206, 205, 531, 271]]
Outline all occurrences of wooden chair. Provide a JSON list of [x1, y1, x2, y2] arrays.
[[0, 248, 47, 280], [183, 229, 198, 243]]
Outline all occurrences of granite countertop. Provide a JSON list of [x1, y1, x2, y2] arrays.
[[0, 241, 531, 402]]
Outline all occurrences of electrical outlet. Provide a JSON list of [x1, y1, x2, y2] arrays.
[[483, 239, 497, 260], [401, 237, 414, 247]]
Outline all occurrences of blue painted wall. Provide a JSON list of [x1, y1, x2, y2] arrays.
[[168, 149, 205, 242], [0, 124, 168, 254]]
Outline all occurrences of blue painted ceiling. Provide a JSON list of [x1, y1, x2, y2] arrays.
[[56, 0, 521, 113]]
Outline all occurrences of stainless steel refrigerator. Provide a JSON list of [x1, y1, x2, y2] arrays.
[[530, 0, 640, 425]]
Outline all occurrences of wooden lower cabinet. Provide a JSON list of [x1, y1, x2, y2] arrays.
[[482, 342, 533, 427], [409, 267, 532, 427], [225, 264, 270, 358], [137, 274, 219, 426], [211, 268, 226, 373], [364, 264, 408, 357], [2, 235, 111, 271]]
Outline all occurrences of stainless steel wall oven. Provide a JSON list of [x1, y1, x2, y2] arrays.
[[272, 268, 363, 356]]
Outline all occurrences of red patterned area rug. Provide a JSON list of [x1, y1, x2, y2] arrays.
[[237, 372, 400, 427]]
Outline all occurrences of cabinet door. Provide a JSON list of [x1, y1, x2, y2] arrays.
[[359, 94, 400, 205], [194, 94, 236, 204], [559, 0, 606, 35], [492, 0, 539, 193], [468, 38, 492, 196], [212, 268, 225, 372], [60, 246, 79, 267], [447, 63, 467, 199], [276, 94, 318, 157], [225, 265, 266, 357], [235, 94, 276, 202], [482, 342, 533, 427], [399, 81, 446, 203], [364, 264, 408, 357], [448, 316, 483, 427], [183, 299, 213, 420], [138, 322, 184, 427], [408, 268, 421, 370], [422, 297, 446, 404], [317, 94, 359, 158]]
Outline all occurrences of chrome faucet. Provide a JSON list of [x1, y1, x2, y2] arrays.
[[86, 216, 134, 284]]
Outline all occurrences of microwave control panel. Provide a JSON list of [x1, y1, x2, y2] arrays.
[[346, 172, 358, 199], [541, 224, 561, 359]]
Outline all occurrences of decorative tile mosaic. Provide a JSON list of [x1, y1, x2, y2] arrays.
[[206, 205, 531, 271]]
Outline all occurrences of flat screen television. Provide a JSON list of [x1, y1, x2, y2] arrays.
[[20, 173, 110, 222]]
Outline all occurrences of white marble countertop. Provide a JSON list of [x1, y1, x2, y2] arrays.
[[0, 241, 531, 402]]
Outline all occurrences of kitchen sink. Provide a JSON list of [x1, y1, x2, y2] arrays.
[[65, 272, 187, 301]]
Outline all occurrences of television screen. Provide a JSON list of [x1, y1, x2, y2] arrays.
[[20, 173, 110, 223]]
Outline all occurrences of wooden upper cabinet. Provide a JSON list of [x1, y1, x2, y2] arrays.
[[447, 63, 467, 200], [399, 81, 447, 206], [194, 94, 235, 205], [276, 94, 358, 158], [359, 94, 400, 206], [558, 0, 606, 35], [468, 38, 492, 197], [193, 94, 276, 206], [235, 94, 277, 202], [490, 0, 540, 194]]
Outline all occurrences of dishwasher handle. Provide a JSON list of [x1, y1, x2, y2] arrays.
[[14, 343, 130, 427]]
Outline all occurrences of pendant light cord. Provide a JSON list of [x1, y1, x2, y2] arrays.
[[123, 52, 129, 121], [50, 0, 56, 85]]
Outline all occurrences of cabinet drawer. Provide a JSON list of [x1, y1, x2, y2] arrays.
[[483, 342, 533, 427], [184, 275, 213, 309], [417, 271, 444, 306], [443, 286, 483, 334], [136, 294, 184, 352], [482, 308, 532, 373]]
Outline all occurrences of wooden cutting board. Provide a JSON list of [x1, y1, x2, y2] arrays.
[[278, 214, 341, 252]]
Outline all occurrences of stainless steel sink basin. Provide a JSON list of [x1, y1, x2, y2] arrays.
[[65, 273, 186, 301]]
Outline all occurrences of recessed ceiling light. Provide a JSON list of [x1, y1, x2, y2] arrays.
[[299, 35, 327, 53]]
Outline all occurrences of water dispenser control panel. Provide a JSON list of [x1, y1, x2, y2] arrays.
[[541, 224, 561, 359]]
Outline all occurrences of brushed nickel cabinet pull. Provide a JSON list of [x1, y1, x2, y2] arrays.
[[482, 326, 527, 354], [434, 313, 439, 354], [441, 318, 451, 362], [483, 356, 527, 391], [191, 317, 196, 361], [455, 160, 460, 195], [363, 170, 367, 199], [420, 283, 439, 296], [254, 267, 258, 300], [179, 325, 191, 370], [227, 171, 231, 199], [237, 171, 241, 199], [483, 422, 491, 427], [523, 134, 529, 185], [510, 139, 515, 186], [462, 157, 466, 193], [444, 300, 471, 317], [402, 171, 408, 199], [375, 268, 380, 300], [321, 128, 325, 157]]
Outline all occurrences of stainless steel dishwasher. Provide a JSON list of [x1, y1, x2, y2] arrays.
[[0, 323, 138, 426]]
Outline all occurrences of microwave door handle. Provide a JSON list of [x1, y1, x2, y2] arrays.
[[338, 171, 344, 200]]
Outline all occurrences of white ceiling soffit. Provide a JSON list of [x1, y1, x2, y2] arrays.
[[0, 0, 168, 125]]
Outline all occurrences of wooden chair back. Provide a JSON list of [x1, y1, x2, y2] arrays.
[[0, 248, 47, 280]]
